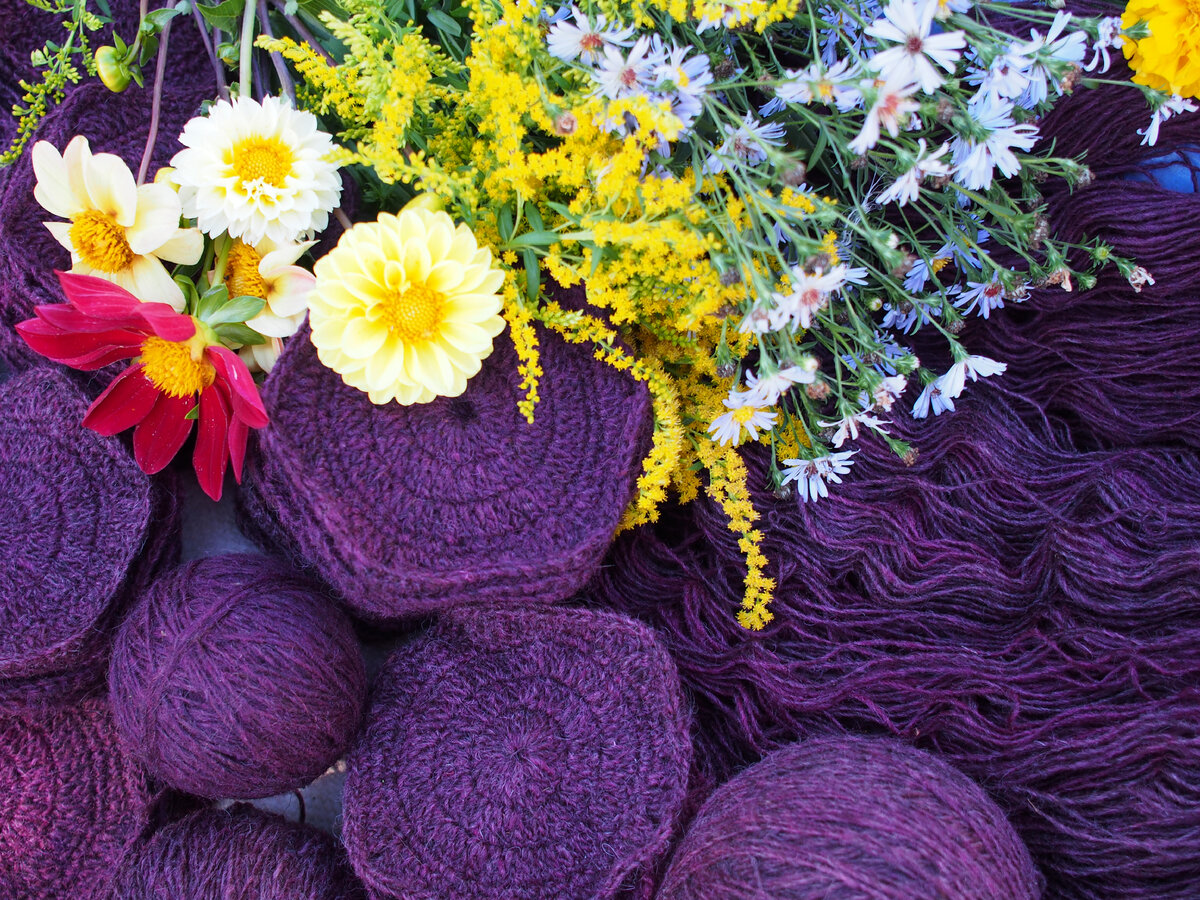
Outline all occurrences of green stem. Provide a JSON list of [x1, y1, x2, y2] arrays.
[[210, 235, 233, 287], [238, 0, 256, 98]]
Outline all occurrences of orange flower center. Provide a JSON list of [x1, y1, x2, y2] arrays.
[[380, 284, 443, 342], [140, 336, 216, 398], [224, 240, 268, 300], [231, 137, 294, 190], [70, 210, 134, 273]]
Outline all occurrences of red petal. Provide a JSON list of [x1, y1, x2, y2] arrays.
[[138, 303, 196, 342], [17, 318, 143, 369], [35, 303, 143, 334], [54, 270, 194, 341], [132, 392, 195, 475], [228, 415, 250, 482], [207, 346, 268, 429], [82, 366, 160, 435], [193, 386, 230, 501]]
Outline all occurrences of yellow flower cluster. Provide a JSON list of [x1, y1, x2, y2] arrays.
[[1122, 0, 1200, 98]]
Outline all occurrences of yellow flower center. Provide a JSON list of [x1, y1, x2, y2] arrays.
[[732, 406, 759, 424], [69, 210, 134, 273], [930, 256, 951, 274], [231, 137, 294, 190], [140, 336, 216, 398], [379, 284, 443, 342], [224, 240, 267, 299]]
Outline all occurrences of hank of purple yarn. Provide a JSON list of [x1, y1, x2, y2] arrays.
[[657, 735, 1041, 900], [109, 553, 366, 799], [109, 805, 366, 900]]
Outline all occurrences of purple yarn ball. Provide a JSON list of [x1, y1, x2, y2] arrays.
[[0, 368, 177, 708], [657, 736, 1041, 900], [343, 605, 691, 899], [109, 553, 367, 799], [109, 805, 366, 900], [0, 697, 158, 900], [240, 300, 652, 623]]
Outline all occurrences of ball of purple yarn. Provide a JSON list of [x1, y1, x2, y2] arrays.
[[0, 368, 177, 708], [109, 805, 365, 900], [109, 553, 367, 799], [0, 697, 157, 900], [658, 736, 1041, 900], [343, 604, 691, 899]]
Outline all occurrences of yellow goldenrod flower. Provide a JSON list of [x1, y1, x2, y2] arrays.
[[219, 236, 316, 339], [32, 136, 203, 310], [309, 208, 505, 405], [171, 96, 343, 245], [1122, 0, 1200, 98]]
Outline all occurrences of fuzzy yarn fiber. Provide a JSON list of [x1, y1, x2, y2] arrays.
[[109, 805, 365, 900], [0, 697, 157, 900], [109, 553, 366, 799], [240, 307, 652, 623], [342, 605, 691, 899], [0, 367, 176, 708], [591, 385, 1200, 900], [657, 735, 1040, 900], [0, 8, 215, 374]]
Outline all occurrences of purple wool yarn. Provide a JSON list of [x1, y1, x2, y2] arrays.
[[109, 805, 366, 900], [0, 367, 177, 709], [240, 300, 652, 624], [342, 605, 692, 899], [657, 736, 1041, 900], [0, 697, 158, 900], [109, 553, 367, 800], [590, 386, 1200, 900]]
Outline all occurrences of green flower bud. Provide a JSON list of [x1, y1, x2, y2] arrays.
[[95, 46, 130, 93]]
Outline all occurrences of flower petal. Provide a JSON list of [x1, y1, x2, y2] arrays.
[[16, 318, 143, 369], [193, 385, 231, 500], [31, 141, 85, 219], [207, 345, 269, 429], [44, 221, 76, 255], [125, 183, 184, 255], [84, 152, 139, 226], [128, 255, 186, 310], [154, 227, 204, 265], [132, 391, 195, 475], [82, 365, 160, 435], [341, 316, 387, 359]]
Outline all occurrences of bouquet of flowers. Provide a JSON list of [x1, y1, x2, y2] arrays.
[[7, 0, 1190, 626]]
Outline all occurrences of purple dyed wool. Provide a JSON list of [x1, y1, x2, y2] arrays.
[[0, 367, 177, 709], [343, 604, 692, 900], [239, 302, 652, 623], [0, 697, 158, 900], [657, 735, 1041, 900], [0, 12, 215, 373], [590, 385, 1200, 900], [109, 805, 366, 900], [109, 553, 366, 799]]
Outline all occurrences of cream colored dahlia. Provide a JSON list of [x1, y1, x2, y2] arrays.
[[219, 236, 316, 338], [309, 208, 506, 405], [32, 136, 202, 310], [170, 96, 343, 245]]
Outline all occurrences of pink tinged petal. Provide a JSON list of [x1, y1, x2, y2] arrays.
[[218, 380, 251, 482], [31, 141, 84, 218], [83, 152, 139, 226], [193, 385, 231, 500], [33, 302, 140, 334], [154, 227, 204, 265], [207, 345, 269, 429], [82, 365, 159, 434], [53, 271, 190, 338], [133, 391, 195, 475], [265, 268, 316, 316], [16, 318, 143, 369]]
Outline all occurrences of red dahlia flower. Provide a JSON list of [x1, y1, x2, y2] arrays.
[[17, 271, 269, 500]]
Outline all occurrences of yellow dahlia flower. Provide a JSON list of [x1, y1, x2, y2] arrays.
[[32, 136, 203, 311], [170, 96, 343, 245], [1122, 0, 1200, 98], [309, 209, 506, 405]]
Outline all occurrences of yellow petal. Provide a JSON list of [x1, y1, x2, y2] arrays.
[[439, 321, 494, 355], [341, 316, 387, 359]]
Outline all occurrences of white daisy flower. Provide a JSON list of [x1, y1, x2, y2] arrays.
[[1014, 10, 1088, 107], [950, 95, 1038, 190], [877, 138, 953, 207], [954, 273, 1006, 318], [651, 40, 713, 130], [773, 264, 848, 329], [849, 74, 920, 155], [595, 36, 664, 100], [546, 5, 635, 65], [744, 364, 815, 405], [1084, 16, 1123, 73], [782, 450, 858, 502], [965, 49, 1033, 104], [776, 59, 859, 108], [872, 374, 908, 410], [705, 113, 787, 173], [171, 96, 343, 246], [820, 411, 889, 447], [708, 395, 778, 446], [866, 0, 966, 94], [912, 354, 1006, 418], [1138, 95, 1198, 147], [32, 136, 202, 310]]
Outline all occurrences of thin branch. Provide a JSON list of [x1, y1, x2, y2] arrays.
[[257, 0, 295, 104], [136, 18, 170, 185], [192, 4, 229, 102]]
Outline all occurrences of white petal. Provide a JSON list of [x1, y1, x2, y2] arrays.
[[84, 153, 139, 226]]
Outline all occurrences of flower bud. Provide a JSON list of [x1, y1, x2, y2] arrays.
[[95, 46, 130, 93], [403, 193, 446, 213]]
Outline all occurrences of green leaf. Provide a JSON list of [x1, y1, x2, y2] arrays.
[[525, 202, 544, 233], [184, 404, 200, 420], [214, 322, 268, 345], [427, 8, 461, 36], [196, 0, 243, 34], [144, 6, 185, 29], [508, 230, 559, 248], [522, 248, 540, 301], [194, 283, 229, 321], [207, 295, 266, 326], [498, 205, 514, 243]]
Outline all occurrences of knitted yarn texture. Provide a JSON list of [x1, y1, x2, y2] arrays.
[[109, 553, 367, 799], [342, 604, 692, 899], [0, 697, 157, 900], [241, 315, 652, 623], [109, 805, 366, 900], [0, 368, 162, 704], [658, 736, 1040, 900]]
